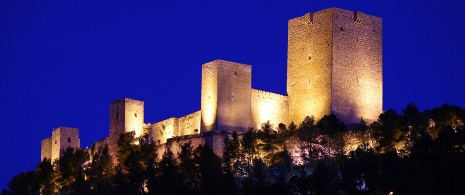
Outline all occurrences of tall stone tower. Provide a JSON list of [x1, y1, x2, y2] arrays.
[[287, 8, 382, 124], [201, 60, 252, 133], [41, 127, 80, 162], [108, 98, 144, 157]]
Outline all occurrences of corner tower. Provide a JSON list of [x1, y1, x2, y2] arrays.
[[287, 8, 382, 124], [201, 60, 252, 133]]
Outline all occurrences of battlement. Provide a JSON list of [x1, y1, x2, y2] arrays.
[[251, 89, 289, 130], [252, 89, 288, 101]]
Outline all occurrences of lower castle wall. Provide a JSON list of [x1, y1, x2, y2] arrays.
[[251, 89, 289, 130], [92, 137, 109, 152], [177, 111, 201, 137], [157, 131, 232, 160], [149, 117, 179, 145]]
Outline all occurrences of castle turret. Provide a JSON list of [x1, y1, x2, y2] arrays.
[[41, 127, 80, 162], [108, 98, 144, 157], [287, 8, 382, 124], [201, 60, 252, 133]]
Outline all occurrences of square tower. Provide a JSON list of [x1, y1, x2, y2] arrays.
[[287, 8, 382, 124], [201, 60, 252, 133], [108, 98, 144, 157], [41, 127, 80, 162]]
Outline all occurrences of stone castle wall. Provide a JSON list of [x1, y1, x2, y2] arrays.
[[41, 137, 52, 160], [48, 127, 80, 161], [177, 111, 201, 136], [288, 9, 333, 124], [201, 61, 218, 132], [91, 137, 109, 152], [201, 60, 252, 133], [331, 8, 382, 123], [251, 89, 289, 130], [288, 8, 382, 124], [160, 131, 233, 160], [148, 117, 178, 145], [108, 98, 145, 160]]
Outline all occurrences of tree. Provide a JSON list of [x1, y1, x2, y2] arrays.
[[195, 144, 236, 194], [117, 131, 136, 172], [257, 121, 282, 164], [222, 131, 240, 173], [56, 147, 90, 194], [371, 109, 407, 154], [317, 114, 347, 157], [178, 142, 200, 193], [6, 171, 38, 195], [154, 150, 184, 195], [35, 159, 56, 195], [298, 116, 320, 162], [86, 145, 114, 195]]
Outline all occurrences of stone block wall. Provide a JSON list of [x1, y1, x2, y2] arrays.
[[201, 60, 252, 133], [331, 8, 382, 124], [41, 137, 52, 160], [251, 89, 289, 130], [108, 98, 144, 159], [91, 137, 109, 152], [288, 9, 333, 124], [201, 61, 218, 132], [148, 117, 179, 145], [177, 110, 201, 136], [288, 8, 382, 124], [50, 127, 80, 161]]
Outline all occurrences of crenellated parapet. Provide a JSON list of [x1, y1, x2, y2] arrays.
[[251, 89, 289, 130]]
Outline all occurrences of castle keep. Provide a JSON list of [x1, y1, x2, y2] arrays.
[[41, 8, 382, 161]]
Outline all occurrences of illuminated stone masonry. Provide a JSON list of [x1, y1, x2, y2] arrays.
[[41, 127, 80, 162], [41, 7, 382, 161]]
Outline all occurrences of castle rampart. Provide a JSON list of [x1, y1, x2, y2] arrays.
[[251, 89, 289, 130], [178, 110, 201, 136]]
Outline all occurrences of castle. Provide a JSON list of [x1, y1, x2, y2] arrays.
[[41, 7, 382, 161]]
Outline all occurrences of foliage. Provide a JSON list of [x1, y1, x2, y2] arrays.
[[3, 104, 465, 194]]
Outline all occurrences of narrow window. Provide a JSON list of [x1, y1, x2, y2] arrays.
[[135, 113, 137, 117], [68, 138, 71, 143], [55, 140, 57, 144]]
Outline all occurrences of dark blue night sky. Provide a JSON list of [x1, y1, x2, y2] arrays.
[[1, 0, 464, 189]]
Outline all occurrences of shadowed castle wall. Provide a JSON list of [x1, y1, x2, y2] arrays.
[[201, 60, 252, 133], [331, 8, 382, 123], [288, 9, 333, 124], [251, 89, 289, 130]]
